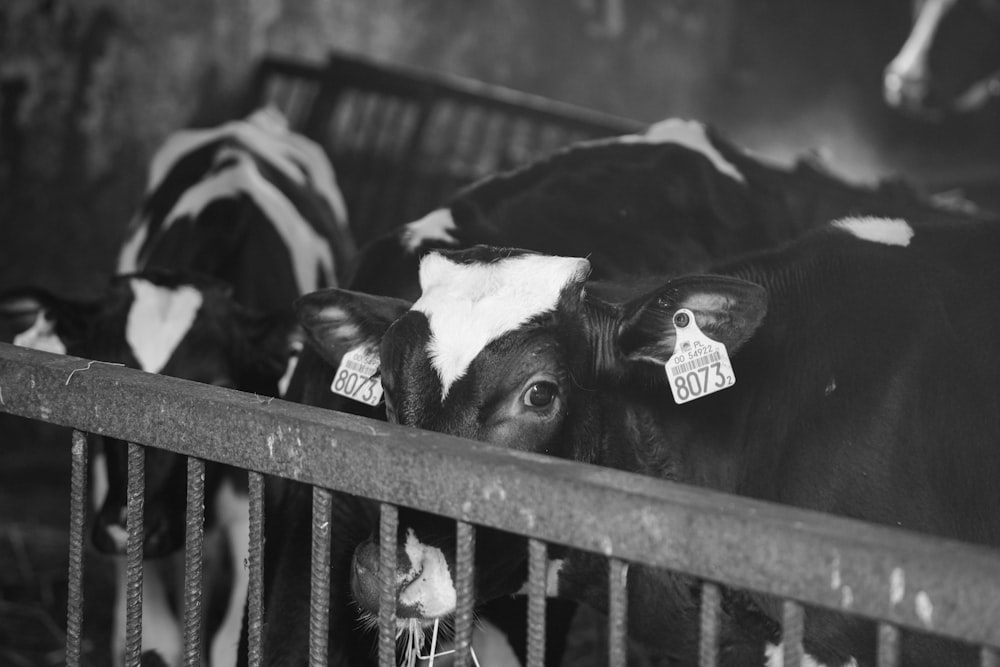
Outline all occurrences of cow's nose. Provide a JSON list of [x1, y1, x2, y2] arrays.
[[350, 540, 384, 614]]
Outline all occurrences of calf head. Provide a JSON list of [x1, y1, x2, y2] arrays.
[[296, 246, 767, 629], [14, 271, 294, 556]]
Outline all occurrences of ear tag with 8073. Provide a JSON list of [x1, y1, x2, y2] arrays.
[[665, 308, 736, 405]]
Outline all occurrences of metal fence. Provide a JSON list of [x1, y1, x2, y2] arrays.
[[248, 53, 644, 245], [3, 340, 1000, 667]]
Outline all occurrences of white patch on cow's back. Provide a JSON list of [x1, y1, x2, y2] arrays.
[[164, 152, 335, 293], [831, 216, 914, 247], [13, 310, 67, 355], [400, 208, 458, 253], [412, 253, 591, 399], [765, 642, 858, 667], [398, 529, 457, 618], [126, 278, 203, 373], [618, 118, 745, 183]]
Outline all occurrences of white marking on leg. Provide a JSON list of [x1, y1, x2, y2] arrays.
[[111, 555, 183, 667], [398, 529, 458, 617], [125, 278, 204, 374], [13, 310, 67, 355], [401, 209, 458, 252], [831, 217, 914, 247], [884, 0, 957, 106], [413, 252, 591, 399], [210, 480, 250, 667]]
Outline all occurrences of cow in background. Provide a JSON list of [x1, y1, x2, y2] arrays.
[[14, 107, 355, 667], [268, 119, 995, 664], [884, 0, 1000, 118], [303, 215, 1000, 665], [14, 272, 294, 667]]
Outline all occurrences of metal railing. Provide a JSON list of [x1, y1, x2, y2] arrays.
[[2, 342, 1000, 666]]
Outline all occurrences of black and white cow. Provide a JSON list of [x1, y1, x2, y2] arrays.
[[14, 271, 293, 667], [117, 106, 355, 307], [298, 215, 1000, 666], [12, 107, 354, 667], [267, 119, 996, 665], [884, 0, 1000, 118]]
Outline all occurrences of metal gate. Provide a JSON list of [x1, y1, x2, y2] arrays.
[[248, 52, 644, 246], [3, 340, 1000, 667]]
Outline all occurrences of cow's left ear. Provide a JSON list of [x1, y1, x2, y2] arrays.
[[617, 275, 767, 366], [294, 288, 412, 367]]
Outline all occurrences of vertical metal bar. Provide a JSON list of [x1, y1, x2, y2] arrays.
[[309, 486, 332, 667], [453, 520, 476, 667], [526, 538, 547, 667], [982, 646, 1000, 667], [124, 443, 145, 667], [878, 623, 900, 667], [247, 471, 265, 667], [378, 503, 399, 667], [65, 430, 88, 667], [608, 558, 629, 667], [699, 581, 721, 667], [182, 456, 205, 667], [782, 600, 805, 667]]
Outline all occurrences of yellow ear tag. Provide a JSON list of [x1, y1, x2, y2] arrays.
[[331, 346, 384, 406], [665, 308, 736, 405]]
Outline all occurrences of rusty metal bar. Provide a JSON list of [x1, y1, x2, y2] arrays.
[[378, 503, 398, 667], [782, 600, 804, 667], [247, 471, 265, 667], [877, 622, 900, 667], [65, 430, 88, 667], [608, 558, 628, 667], [454, 520, 476, 667], [125, 442, 145, 667], [699, 581, 721, 667], [5, 345, 1000, 648], [526, 538, 547, 667], [182, 456, 206, 667], [309, 486, 332, 667]]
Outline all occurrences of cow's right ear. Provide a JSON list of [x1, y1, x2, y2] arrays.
[[616, 275, 767, 367], [294, 288, 412, 366]]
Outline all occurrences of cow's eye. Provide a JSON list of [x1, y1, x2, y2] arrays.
[[523, 382, 557, 408]]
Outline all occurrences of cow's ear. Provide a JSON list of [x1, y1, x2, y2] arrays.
[[617, 275, 767, 366], [295, 288, 412, 366]]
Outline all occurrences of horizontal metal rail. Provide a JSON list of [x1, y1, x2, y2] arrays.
[[2, 342, 1000, 652]]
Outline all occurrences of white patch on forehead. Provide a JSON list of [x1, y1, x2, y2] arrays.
[[13, 310, 67, 355], [765, 643, 858, 667], [412, 252, 591, 399], [618, 118, 745, 183], [165, 152, 335, 293], [832, 216, 914, 247], [398, 529, 457, 618], [400, 208, 458, 253], [126, 278, 204, 373]]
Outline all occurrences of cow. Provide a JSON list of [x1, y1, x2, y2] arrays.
[[10, 107, 355, 667], [14, 271, 294, 667], [273, 119, 996, 665], [884, 0, 1000, 118], [296, 214, 1000, 666]]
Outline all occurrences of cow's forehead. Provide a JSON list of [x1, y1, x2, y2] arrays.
[[126, 278, 204, 373], [410, 252, 591, 399]]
